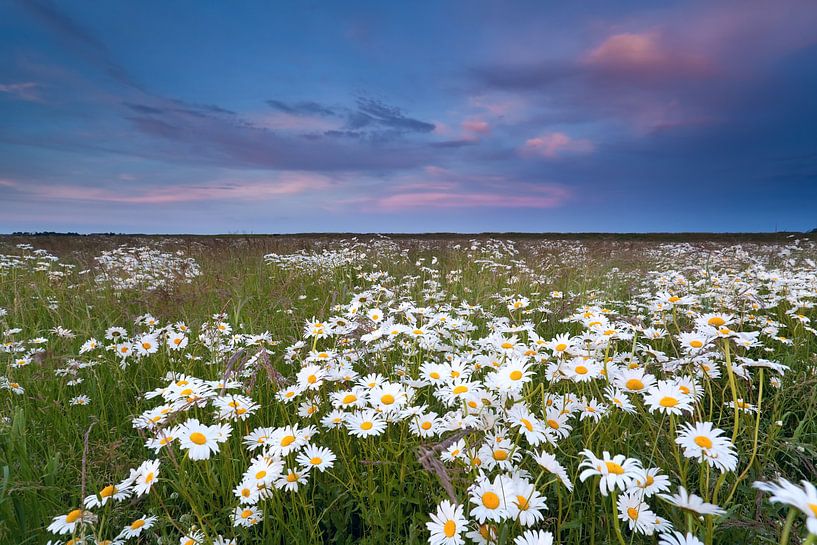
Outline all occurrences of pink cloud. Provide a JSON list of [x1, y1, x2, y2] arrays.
[[1, 174, 328, 205], [376, 187, 569, 210], [520, 132, 594, 159], [252, 112, 338, 132], [0, 82, 43, 102], [462, 118, 491, 134], [584, 31, 712, 78]]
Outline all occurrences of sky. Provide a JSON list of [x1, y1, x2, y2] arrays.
[[1, 0, 816, 233]]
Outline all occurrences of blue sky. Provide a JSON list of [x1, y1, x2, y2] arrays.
[[1, 0, 816, 233]]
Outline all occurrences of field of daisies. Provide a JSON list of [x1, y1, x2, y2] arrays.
[[1, 234, 816, 545]]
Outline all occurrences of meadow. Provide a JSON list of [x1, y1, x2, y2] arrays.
[[1, 233, 816, 545]]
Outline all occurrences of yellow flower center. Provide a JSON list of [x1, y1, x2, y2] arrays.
[[145, 471, 155, 483], [130, 519, 145, 530], [668, 296, 680, 303], [307, 374, 317, 384], [516, 495, 529, 509], [575, 365, 588, 375], [482, 491, 500, 509], [605, 461, 625, 475], [694, 436, 713, 449], [444, 519, 457, 537], [380, 394, 395, 405], [627, 507, 639, 520], [286, 472, 298, 482], [520, 418, 533, 432], [241, 509, 253, 519], [360, 421, 373, 431], [66, 509, 82, 523], [310, 457, 322, 465], [281, 435, 296, 447], [555, 343, 567, 352], [429, 372, 440, 379], [421, 421, 432, 430], [256, 470, 267, 479], [493, 449, 508, 461], [708, 317, 726, 327], [100, 485, 116, 498], [452, 385, 468, 395], [659, 396, 678, 408], [547, 419, 560, 429], [189, 432, 207, 445], [501, 342, 514, 349], [509, 370, 523, 381], [689, 340, 703, 348], [626, 378, 644, 390]]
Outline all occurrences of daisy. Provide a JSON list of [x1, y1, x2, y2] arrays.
[[276, 467, 309, 492], [177, 419, 224, 460], [118, 515, 157, 539], [632, 467, 671, 497], [507, 477, 547, 527], [47, 509, 96, 535], [426, 500, 467, 545], [84, 482, 131, 508], [659, 532, 705, 545], [643, 380, 693, 416], [411, 412, 441, 438], [617, 490, 657, 535], [531, 450, 573, 491], [658, 486, 725, 516], [469, 475, 509, 523], [514, 529, 554, 545], [296, 444, 336, 472], [507, 405, 547, 446], [578, 450, 641, 496], [130, 459, 160, 496], [493, 359, 533, 391], [754, 478, 817, 535], [296, 364, 326, 390], [345, 410, 387, 438], [232, 505, 263, 527], [676, 421, 738, 473]]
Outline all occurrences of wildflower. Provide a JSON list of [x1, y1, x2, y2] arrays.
[[658, 486, 725, 516], [232, 505, 263, 527], [296, 444, 336, 472], [676, 421, 738, 473], [346, 410, 387, 437], [118, 515, 157, 539], [617, 490, 657, 534], [177, 419, 225, 460], [754, 478, 817, 535], [514, 529, 554, 545], [659, 532, 705, 545], [643, 380, 693, 416], [426, 500, 467, 545], [47, 509, 96, 535], [469, 475, 509, 523], [578, 450, 642, 496]]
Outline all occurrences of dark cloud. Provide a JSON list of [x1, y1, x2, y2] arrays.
[[266, 99, 337, 116], [16, 0, 141, 89], [349, 97, 435, 133]]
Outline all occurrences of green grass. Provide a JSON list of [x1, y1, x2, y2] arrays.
[[1, 235, 816, 545]]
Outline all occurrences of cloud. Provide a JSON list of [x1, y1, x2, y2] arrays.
[[17, 0, 140, 88], [584, 31, 712, 79], [370, 184, 569, 211], [266, 99, 337, 117], [520, 133, 594, 158], [462, 118, 491, 136], [345, 97, 435, 133], [0, 174, 328, 204], [0, 82, 43, 102]]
